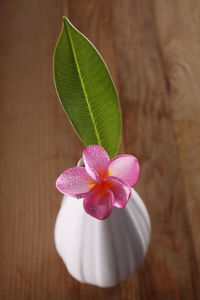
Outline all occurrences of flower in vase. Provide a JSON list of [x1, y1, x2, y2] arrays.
[[56, 145, 140, 220]]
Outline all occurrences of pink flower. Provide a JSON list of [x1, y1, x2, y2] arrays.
[[56, 145, 140, 220]]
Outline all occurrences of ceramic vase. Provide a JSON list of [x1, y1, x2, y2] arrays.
[[54, 161, 151, 287]]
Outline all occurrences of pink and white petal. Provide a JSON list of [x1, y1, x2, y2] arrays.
[[83, 187, 114, 220], [108, 154, 140, 187], [104, 176, 131, 208], [83, 145, 110, 182], [56, 167, 94, 197]]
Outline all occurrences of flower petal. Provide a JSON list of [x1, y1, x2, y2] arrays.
[[56, 167, 94, 197], [83, 145, 110, 182], [108, 154, 140, 187], [104, 176, 131, 208], [83, 186, 114, 220]]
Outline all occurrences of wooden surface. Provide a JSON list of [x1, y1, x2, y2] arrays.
[[0, 0, 200, 299]]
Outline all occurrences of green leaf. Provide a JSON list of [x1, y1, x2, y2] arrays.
[[53, 17, 122, 158]]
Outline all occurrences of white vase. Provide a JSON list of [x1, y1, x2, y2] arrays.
[[54, 172, 151, 287]]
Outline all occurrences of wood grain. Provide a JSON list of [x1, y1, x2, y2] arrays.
[[0, 0, 199, 299]]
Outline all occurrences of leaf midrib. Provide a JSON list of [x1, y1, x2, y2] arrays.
[[64, 21, 102, 146]]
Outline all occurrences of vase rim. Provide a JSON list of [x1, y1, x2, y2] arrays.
[[77, 158, 84, 167]]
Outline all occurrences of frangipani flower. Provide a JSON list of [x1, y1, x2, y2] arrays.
[[56, 145, 140, 220]]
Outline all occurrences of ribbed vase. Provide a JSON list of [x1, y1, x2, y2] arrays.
[[54, 186, 151, 287]]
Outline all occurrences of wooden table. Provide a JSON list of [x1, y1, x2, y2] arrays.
[[0, 0, 200, 299]]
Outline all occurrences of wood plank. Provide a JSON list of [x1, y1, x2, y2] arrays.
[[0, 0, 78, 299], [155, 0, 200, 270], [109, 0, 199, 298]]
